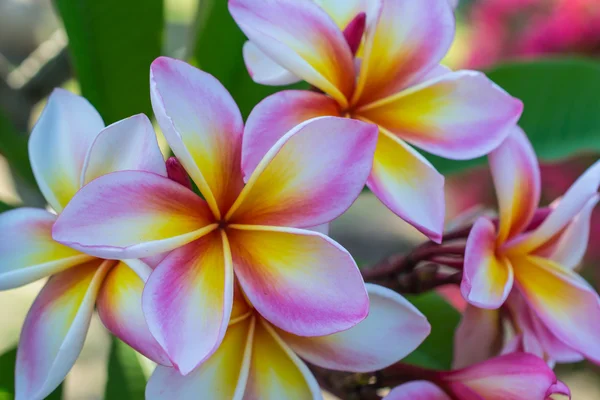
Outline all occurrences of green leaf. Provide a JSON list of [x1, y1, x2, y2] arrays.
[[104, 337, 146, 400], [0, 346, 63, 399], [0, 202, 15, 213], [0, 111, 35, 187], [54, 0, 164, 124], [431, 58, 600, 175], [191, 0, 307, 117], [402, 292, 461, 370]]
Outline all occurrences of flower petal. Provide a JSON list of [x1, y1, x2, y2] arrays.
[[453, 305, 503, 369], [385, 381, 451, 400], [366, 129, 445, 242], [244, 319, 322, 400], [277, 283, 430, 372], [242, 90, 340, 179], [444, 353, 562, 400], [228, 225, 368, 336], [82, 114, 166, 185], [228, 117, 377, 228], [314, 0, 376, 30], [0, 208, 92, 290], [462, 217, 514, 308], [512, 255, 600, 363], [53, 171, 215, 259], [229, 0, 355, 107], [512, 160, 600, 254], [145, 316, 254, 400], [242, 41, 301, 86], [29, 89, 104, 212], [150, 57, 244, 218], [15, 259, 111, 400], [96, 261, 171, 366], [489, 127, 541, 244], [356, 71, 522, 160], [143, 231, 233, 375], [539, 195, 599, 270], [352, 0, 455, 107]]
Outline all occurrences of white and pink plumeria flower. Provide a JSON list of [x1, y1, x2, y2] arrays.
[[384, 353, 570, 400], [228, 0, 523, 242], [52, 57, 385, 375], [146, 283, 430, 399], [0, 89, 171, 399], [459, 125, 600, 364]]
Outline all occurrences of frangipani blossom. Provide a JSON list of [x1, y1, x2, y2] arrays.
[[228, 0, 523, 241], [146, 283, 430, 400], [384, 353, 570, 400], [53, 57, 379, 375], [460, 126, 600, 363], [0, 89, 170, 400]]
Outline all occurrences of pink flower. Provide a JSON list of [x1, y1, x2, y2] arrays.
[[460, 126, 600, 363], [146, 283, 430, 399], [53, 57, 380, 375], [385, 353, 570, 400], [0, 90, 170, 399], [229, 0, 523, 242]]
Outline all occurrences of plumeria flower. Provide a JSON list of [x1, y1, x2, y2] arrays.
[[228, 0, 523, 241], [384, 353, 570, 400], [146, 283, 430, 399], [460, 126, 600, 363], [0, 90, 171, 400], [52, 57, 379, 375]]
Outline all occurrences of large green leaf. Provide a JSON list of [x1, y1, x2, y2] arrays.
[[54, 0, 164, 124], [191, 0, 307, 117], [0, 111, 35, 188], [431, 58, 600, 174], [402, 292, 461, 370], [104, 337, 147, 400], [0, 346, 63, 400]]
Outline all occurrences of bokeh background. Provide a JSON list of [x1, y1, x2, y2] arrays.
[[0, 0, 599, 398]]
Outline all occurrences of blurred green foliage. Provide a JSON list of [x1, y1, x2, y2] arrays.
[[104, 338, 147, 400]]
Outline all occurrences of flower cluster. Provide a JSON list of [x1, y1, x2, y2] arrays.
[[0, 0, 597, 399]]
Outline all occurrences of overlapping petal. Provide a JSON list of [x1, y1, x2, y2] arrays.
[[53, 171, 215, 259], [540, 195, 599, 269], [511, 160, 600, 254], [228, 117, 377, 228], [513, 256, 600, 363], [242, 91, 340, 179], [229, 0, 355, 107], [366, 130, 445, 241], [0, 208, 91, 290], [462, 217, 514, 308], [82, 114, 166, 185], [356, 71, 522, 160], [244, 319, 322, 400], [150, 56, 244, 217], [228, 226, 368, 336], [385, 381, 451, 400], [146, 316, 254, 400], [96, 261, 171, 366], [16, 260, 110, 400], [29, 89, 104, 212], [444, 353, 566, 400], [242, 41, 301, 86], [489, 127, 541, 243], [352, 0, 455, 107], [453, 305, 502, 369], [143, 231, 233, 375], [277, 284, 430, 372]]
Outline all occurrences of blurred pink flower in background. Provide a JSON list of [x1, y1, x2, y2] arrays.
[[466, 0, 600, 69]]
